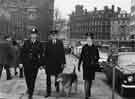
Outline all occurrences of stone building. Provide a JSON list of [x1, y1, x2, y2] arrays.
[[0, 0, 54, 41], [130, 0, 135, 36], [111, 11, 130, 40], [69, 5, 123, 40]]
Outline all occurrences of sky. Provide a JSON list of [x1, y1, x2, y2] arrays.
[[54, 0, 131, 19]]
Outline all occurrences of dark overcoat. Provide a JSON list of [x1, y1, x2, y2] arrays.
[[44, 39, 66, 75], [0, 39, 17, 67], [78, 44, 99, 80], [20, 40, 43, 70]]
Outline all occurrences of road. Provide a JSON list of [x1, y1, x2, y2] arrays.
[[0, 54, 123, 99]]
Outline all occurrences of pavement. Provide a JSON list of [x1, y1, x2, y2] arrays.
[[0, 54, 123, 99]]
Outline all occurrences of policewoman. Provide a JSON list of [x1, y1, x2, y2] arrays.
[[78, 33, 99, 99]]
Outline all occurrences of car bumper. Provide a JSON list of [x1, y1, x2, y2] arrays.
[[121, 84, 135, 88], [121, 84, 135, 97]]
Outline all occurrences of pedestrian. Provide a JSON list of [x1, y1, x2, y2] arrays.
[[0, 35, 13, 80], [78, 32, 99, 99], [18, 40, 24, 78], [12, 39, 19, 76], [20, 28, 43, 99], [44, 30, 66, 97]]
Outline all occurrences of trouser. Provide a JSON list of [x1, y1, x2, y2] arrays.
[[14, 66, 24, 78], [0, 64, 11, 80], [84, 80, 93, 97], [19, 67, 24, 78], [24, 66, 38, 96], [46, 73, 59, 94]]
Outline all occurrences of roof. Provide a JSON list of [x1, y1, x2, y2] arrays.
[[115, 52, 135, 56]]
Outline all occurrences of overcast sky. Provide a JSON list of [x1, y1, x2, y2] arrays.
[[54, 0, 131, 19]]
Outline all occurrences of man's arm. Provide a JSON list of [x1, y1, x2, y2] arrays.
[[60, 40, 66, 65], [95, 47, 100, 62]]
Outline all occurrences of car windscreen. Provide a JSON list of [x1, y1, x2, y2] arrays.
[[118, 53, 135, 66], [99, 51, 108, 59]]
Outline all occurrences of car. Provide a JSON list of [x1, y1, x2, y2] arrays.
[[98, 51, 109, 71], [118, 47, 133, 52], [103, 52, 135, 97]]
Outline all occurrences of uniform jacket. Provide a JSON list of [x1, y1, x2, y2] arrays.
[[20, 40, 43, 69], [78, 44, 99, 80], [44, 39, 66, 75]]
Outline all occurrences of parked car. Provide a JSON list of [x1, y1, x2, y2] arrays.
[[98, 51, 109, 71], [118, 46, 133, 52], [103, 52, 135, 97]]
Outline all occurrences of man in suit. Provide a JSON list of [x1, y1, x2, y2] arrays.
[[44, 30, 66, 97], [20, 28, 43, 99]]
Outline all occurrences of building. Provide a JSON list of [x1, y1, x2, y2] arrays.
[[0, 0, 54, 41], [111, 11, 130, 40], [130, 0, 135, 36], [69, 5, 122, 40]]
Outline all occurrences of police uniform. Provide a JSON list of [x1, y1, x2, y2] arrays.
[[20, 28, 43, 98], [78, 33, 99, 99], [44, 30, 66, 97]]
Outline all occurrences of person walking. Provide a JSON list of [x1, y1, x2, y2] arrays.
[[0, 35, 14, 80], [20, 28, 43, 99], [78, 33, 99, 99], [44, 30, 66, 97]]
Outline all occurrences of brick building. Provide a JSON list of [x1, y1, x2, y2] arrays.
[[111, 11, 130, 40], [69, 5, 122, 40], [0, 0, 54, 41]]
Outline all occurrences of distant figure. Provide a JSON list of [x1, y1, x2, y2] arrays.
[[43, 30, 66, 97], [20, 28, 43, 99], [78, 33, 99, 99], [0, 35, 13, 80]]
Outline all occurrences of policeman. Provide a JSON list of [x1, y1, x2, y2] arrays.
[[20, 28, 43, 99], [44, 30, 66, 97]]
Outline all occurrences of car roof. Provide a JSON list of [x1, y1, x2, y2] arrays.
[[114, 52, 135, 56]]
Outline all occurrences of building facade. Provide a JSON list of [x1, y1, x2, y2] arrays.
[[130, 0, 135, 35], [111, 11, 130, 40], [69, 5, 122, 40], [0, 0, 54, 41]]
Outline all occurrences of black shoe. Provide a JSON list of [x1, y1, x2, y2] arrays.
[[45, 93, 50, 98], [85, 97, 89, 99], [19, 75, 24, 78], [56, 87, 59, 92], [28, 95, 33, 99], [7, 77, 12, 80]]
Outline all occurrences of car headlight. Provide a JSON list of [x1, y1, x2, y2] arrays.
[[127, 76, 134, 82]]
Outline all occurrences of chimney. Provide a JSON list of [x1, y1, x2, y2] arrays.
[[112, 5, 114, 11], [117, 7, 121, 13], [75, 5, 84, 16], [84, 9, 88, 14], [94, 7, 97, 12], [104, 6, 108, 11]]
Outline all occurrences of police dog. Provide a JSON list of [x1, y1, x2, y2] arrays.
[[57, 66, 78, 96]]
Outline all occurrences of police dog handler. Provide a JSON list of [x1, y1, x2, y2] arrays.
[[78, 32, 99, 99], [43, 30, 66, 97], [20, 28, 43, 99]]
